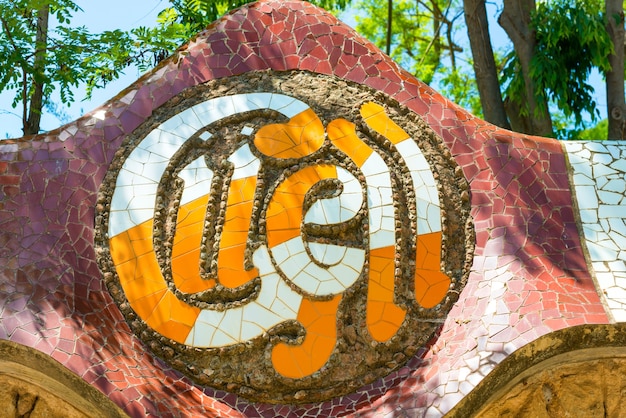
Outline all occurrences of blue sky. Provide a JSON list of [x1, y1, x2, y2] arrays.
[[0, 1, 607, 139], [0, 1, 165, 138]]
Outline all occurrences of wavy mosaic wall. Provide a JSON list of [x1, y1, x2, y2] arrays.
[[0, 1, 625, 416]]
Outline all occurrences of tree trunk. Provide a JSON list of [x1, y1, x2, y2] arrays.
[[499, 0, 553, 136], [464, 0, 511, 129], [24, 4, 49, 136], [606, 0, 625, 139], [385, 0, 392, 55]]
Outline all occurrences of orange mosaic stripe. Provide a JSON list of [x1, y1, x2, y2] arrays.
[[254, 108, 325, 159], [217, 176, 259, 288], [360, 102, 449, 309], [271, 295, 342, 378], [172, 194, 216, 293], [327, 118, 407, 342], [359, 102, 409, 144], [414, 231, 450, 308], [109, 175, 260, 343], [265, 164, 338, 248], [170, 176, 259, 291], [109, 220, 200, 344], [368, 246, 407, 341]]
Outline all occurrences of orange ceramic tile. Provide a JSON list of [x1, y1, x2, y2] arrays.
[[170, 195, 217, 293], [414, 271, 450, 309], [327, 119, 373, 168], [266, 228, 299, 249], [254, 108, 324, 159], [149, 292, 199, 344], [114, 258, 137, 285], [109, 230, 135, 265], [132, 289, 167, 320], [227, 177, 257, 205], [266, 165, 338, 247], [414, 232, 450, 308], [366, 247, 406, 342], [415, 232, 444, 270], [360, 102, 409, 144], [219, 217, 251, 248], [122, 253, 168, 303], [172, 249, 214, 293], [127, 220, 156, 257], [271, 296, 341, 378]]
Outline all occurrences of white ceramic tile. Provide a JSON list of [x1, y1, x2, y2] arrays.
[[230, 93, 263, 114], [244, 92, 272, 110], [140, 160, 170, 184], [240, 321, 265, 341], [229, 144, 261, 180], [308, 242, 346, 266], [278, 250, 310, 282], [199, 131, 212, 141], [185, 322, 213, 346], [220, 308, 243, 341], [178, 157, 214, 205], [565, 140, 626, 322], [360, 153, 389, 176], [108, 209, 135, 237], [369, 230, 396, 250], [274, 277, 302, 315], [269, 94, 309, 118], [241, 125, 254, 136], [210, 329, 238, 347]]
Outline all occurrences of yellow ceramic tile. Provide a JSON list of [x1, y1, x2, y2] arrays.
[[360, 102, 410, 145], [327, 119, 372, 168], [254, 108, 324, 159]]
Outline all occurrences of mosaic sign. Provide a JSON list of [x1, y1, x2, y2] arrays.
[[96, 72, 472, 403]]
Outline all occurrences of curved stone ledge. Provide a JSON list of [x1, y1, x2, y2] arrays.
[[0, 340, 128, 418], [448, 324, 626, 417]]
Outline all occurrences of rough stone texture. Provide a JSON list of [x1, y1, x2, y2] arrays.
[[479, 360, 626, 418], [0, 0, 617, 416], [0, 340, 127, 418], [0, 377, 87, 418]]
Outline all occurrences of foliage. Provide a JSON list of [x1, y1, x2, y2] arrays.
[[501, 0, 613, 128], [578, 118, 609, 140], [435, 66, 482, 117], [354, 0, 463, 85], [0, 0, 135, 129]]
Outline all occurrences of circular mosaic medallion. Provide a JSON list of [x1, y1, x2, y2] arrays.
[[96, 71, 473, 403]]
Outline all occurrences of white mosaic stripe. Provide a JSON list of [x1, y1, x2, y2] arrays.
[[394, 137, 441, 234], [109, 93, 312, 237], [564, 140, 626, 322], [185, 245, 303, 347]]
